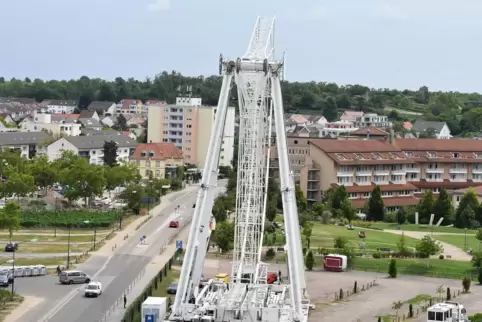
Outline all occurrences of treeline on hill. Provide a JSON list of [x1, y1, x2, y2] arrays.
[[2, 71, 482, 136]]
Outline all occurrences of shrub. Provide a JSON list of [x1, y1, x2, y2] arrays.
[[20, 209, 119, 228], [388, 259, 397, 278], [478, 269, 482, 285], [372, 252, 381, 259], [439, 254, 444, 260], [446, 287, 451, 301], [334, 236, 348, 249], [305, 251, 314, 271], [384, 212, 397, 223], [265, 248, 276, 260], [321, 211, 331, 224], [462, 277, 471, 293]]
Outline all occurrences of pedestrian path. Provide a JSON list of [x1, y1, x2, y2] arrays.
[[101, 227, 191, 322]]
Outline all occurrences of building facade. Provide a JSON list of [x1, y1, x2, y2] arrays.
[[147, 97, 235, 168], [20, 110, 82, 136], [0, 132, 52, 159], [130, 143, 184, 179], [354, 113, 391, 129], [41, 100, 77, 114]]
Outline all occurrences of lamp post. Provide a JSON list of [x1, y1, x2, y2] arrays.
[[10, 239, 37, 298], [66, 224, 71, 269], [147, 180, 152, 215], [464, 228, 468, 251], [83, 220, 97, 250]]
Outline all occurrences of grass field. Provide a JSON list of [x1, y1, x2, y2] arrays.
[[0, 233, 109, 243], [0, 257, 68, 267], [434, 234, 482, 252], [367, 222, 474, 234], [16, 242, 91, 254], [309, 223, 420, 250], [353, 257, 476, 279]]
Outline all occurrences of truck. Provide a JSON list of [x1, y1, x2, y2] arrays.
[[323, 254, 348, 272]]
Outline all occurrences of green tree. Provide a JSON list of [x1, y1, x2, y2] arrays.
[[119, 184, 145, 214], [455, 188, 480, 228], [29, 156, 58, 193], [417, 190, 435, 224], [334, 236, 348, 249], [4, 172, 36, 199], [62, 158, 106, 205], [388, 259, 397, 278], [302, 222, 313, 248], [305, 250, 314, 271], [331, 186, 348, 210], [113, 114, 128, 131], [460, 206, 477, 229], [433, 188, 453, 224], [295, 185, 307, 212], [212, 221, 235, 252], [266, 200, 277, 222], [415, 236, 443, 258], [341, 199, 356, 223], [320, 96, 338, 122], [0, 202, 21, 242], [368, 186, 384, 221], [212, 197, 228, 222], [102, 140, 118, 167], [469, 313, 482, 322]]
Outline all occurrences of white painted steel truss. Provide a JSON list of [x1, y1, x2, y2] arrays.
[[168, 16, 309, 322]]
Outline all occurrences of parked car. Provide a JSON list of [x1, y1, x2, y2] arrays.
[[4, 243, 17, 252], [167, 281, 178, 294], [169, 221, 180, 228]]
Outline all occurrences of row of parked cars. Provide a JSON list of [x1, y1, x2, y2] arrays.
[[0, 265, 49, 286]]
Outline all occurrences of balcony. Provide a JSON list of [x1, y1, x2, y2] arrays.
[[337, 171, 353, 177], [406, 167, 420, 173], [374, 169, 390, 176], [355, 181, 371, 186], [391, 169, 406, 176], [473, 167, 482, 174], [373, 179, 389, 185], [426, 178, 443, 182], [449, 168, 467, 174], [426, 168, 444, 174], [355, 170, 371, 176], [449, 177, 467, 182]]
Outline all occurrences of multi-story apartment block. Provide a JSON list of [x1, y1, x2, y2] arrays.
[[0, 132, 52, 159], [319, 121, 358, 137], [130, 143, 184, 179], [354, 113, 391, 129], [46, 133, 138, 164], [147, 97, 235, 168], [40, 100, 77, 114], [143, 100, 167, 115], [20, 110, 82, 136], [298, 137, 482, 212], [116, 99, 143, 115]]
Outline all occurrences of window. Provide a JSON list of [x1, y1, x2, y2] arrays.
[[186, 132, 192, 136], [163, 131, 168, 134], [186, 124, 192, 128], [155, 170, 160, 177], [452, 153, 460, 158], [163, 123, 168, 127], [155, 161, 160, 167]]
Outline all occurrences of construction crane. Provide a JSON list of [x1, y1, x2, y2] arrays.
[[168, 16, 309, 322]]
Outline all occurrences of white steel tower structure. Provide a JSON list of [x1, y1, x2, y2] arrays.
[[168, 16, 309, 322]]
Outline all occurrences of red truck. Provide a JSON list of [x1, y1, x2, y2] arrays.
[[323, 254, 348, 272]]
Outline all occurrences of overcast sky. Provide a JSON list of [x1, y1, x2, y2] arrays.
[[1, 0, 481, 92]]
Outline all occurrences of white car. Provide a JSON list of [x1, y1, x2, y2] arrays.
[[84, 281, 102, 297]]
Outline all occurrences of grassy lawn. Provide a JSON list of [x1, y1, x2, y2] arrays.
[[3, 234, 104, 243], [17, 243, 90, 254], [433, 234, 482, 252], [353, 257, 477, 280], [309, 223, 419, 251], [0, 257, 68, 267], [368, 222, 473, 234], [9, 228, 111, 235]]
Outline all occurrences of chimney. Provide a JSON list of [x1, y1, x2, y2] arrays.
[[389, 128, 395, 144]]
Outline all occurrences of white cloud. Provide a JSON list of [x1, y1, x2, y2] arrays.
[[147, 0, 171, 12]]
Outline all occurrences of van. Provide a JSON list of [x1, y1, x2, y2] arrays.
[[215, 273, 229, 283], [59, 270, 91, 284]]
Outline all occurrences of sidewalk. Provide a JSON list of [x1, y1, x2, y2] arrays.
[[92, 185, 198, 258], [101, 226, 191, 322]]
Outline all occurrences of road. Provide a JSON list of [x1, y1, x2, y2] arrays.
[[12, 182, 225, 322]]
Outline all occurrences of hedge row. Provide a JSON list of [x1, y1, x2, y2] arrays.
[[20, 210, 121, 228]]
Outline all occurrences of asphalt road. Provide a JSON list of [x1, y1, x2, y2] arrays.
[[14, 182, 225, 322]]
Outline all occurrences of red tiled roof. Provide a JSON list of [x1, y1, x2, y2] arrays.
[[310, 139, 399, 153], [411, 179, 482, 190], [453, 186, 482, 195], [394, 139, 482, 152], [131, 143, 183, 160], [351, 196, 419, 208], [52, 113, 79, 119], [351, 127, 389, 136], [331, 183, 417, 193]]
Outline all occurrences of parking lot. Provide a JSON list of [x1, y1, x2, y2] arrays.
[[204, 259, 482, 322]]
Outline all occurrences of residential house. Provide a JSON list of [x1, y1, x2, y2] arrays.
[[319, 121, 358, 137], [79, 118, 103, 131], [130, 143, 184, 179], [101, 116, 117, 128], [0, 132, 52, 159], [340, 111, 363, 123], [412, 120, 452, 139], [20, 110, 82, 136], [79, 110, 100, 121], [41, 100, 77, 114], [81, 129, 119, 136], [349, 127, 389, 140], [0, 114, 17, 132], [147, 96, 235, 168], [0, 114, 15, 124], [121, 131, 137, 140], [117, 99, 143, 115], [46, 133, 138, 164], [0, 105, 30, 121], [354, 113, 391, 129], [0, 97, 37, 105], [86, 101, 116, 116]]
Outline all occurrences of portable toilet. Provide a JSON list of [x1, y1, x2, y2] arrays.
[[427, 303, 453, 322], [14, 267, 24, 277], [23, 266, 32, 277], [141, 297, 166, 322], [31, 266, 39, 276], [39, 265, 47, 276]]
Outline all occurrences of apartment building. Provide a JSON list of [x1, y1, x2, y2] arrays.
[[20, 110, 82, 136], [46, 133, 138, 164], [40, 100, 77, 114], [354, 113, 391, 129], [0, 132, 52, 159], [319, 121, 358, 137], [299, 137, 482, 212], [116, 99, 143, 115], [130, 143, 184, 179], [147, 97, 235, 168]]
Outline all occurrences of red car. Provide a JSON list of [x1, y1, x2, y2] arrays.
[[169, 221, 180, 228]]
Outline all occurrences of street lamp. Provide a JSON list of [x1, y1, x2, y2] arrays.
[[464, 228, 468, 251], [147, 180, 152, 216], [83, 220, 97, 250], [10, 239, 37, 298], [66, 224, 72, 269]]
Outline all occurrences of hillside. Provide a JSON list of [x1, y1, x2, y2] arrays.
[[1, 72, 482, 136]]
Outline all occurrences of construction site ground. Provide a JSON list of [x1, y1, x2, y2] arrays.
[[204, 259, 482, 322]]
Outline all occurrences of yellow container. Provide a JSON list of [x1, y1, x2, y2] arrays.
[[215, 273, 230, 283]]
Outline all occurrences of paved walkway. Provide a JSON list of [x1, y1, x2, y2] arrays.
[[384, 230, 472, 261], [102, 226, 191, 322]]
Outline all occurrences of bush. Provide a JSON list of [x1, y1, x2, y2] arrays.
[[334, 236, 348, 249], [265, 248, 276, 260], [439, 254, 445, 259], [305, 251, 314, 271], [478, 269, 482, 285], [446, 287, 451, 301], [20, 209, 119, 228], [372, 252, 381, 259], [462, 277, 471, 293], [388, 259, 397, 278], [384, 212, 397, 223]]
